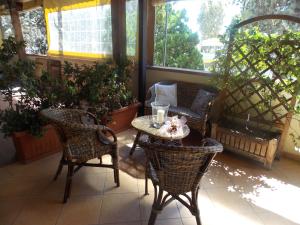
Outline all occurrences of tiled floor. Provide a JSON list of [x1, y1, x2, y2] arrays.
[[1, 129, 300, 225]]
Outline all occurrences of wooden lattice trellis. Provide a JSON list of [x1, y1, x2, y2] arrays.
[[212, 15, 300, 168]]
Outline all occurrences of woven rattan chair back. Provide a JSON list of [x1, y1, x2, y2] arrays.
[[139, 138, 223, 225], [141, 138, 223, 193], [41, 108, 102, 141]]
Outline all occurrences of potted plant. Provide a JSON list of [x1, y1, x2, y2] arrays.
[[0, 37, 62, 163], [63, 59, 140, 133]]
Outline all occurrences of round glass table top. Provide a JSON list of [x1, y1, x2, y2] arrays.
[[131, 115, 190, 140]]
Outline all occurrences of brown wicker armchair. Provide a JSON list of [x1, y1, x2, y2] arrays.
[[145, 81, 218, 137], [40, 108, 119, 203], [139, 137, 223, 225]]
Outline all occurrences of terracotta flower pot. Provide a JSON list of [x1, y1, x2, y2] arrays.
[[12, 124, 63, 163], [108, 102, 141, 133]]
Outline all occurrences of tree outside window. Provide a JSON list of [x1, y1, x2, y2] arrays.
[[153, 0, 297, 72], [19, 7, 48, 55]]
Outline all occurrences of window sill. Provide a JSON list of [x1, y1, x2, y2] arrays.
[[146, 66, 215, 77]]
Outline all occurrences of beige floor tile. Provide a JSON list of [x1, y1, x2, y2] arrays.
[[206, 187, 253, 214], [0, 177, 49, 198], [201, 165, 234, 189], [13, 196, 63, 225], [103, 171, 138, 194], [99, 193, 140, 224], [0, 167, 14, 183], [72, 173, 106, 196], [182, 217, 215, 225], [211, 209, 264, 225], [77, 158, 110, 175], [257, 212, 300, 225], [242, 182, 300, 223], [1, 129, 300, 225], [0, 197, 26, 225], [176, 189, 214, 219], [272, 158, 300, 170], [99, 222, 141, 225], [42, 175, 68, 201], [57, 195, 102, 225], [5, 153, 63, 179], [140, 194, 181, 221], [142, 219, 183, 225], [137, 178, 155, 194], [117, 129, 136, 145]]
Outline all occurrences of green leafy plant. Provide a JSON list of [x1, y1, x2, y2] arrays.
[[0, 38, 66, 137], [63, 59, 136, 122], [0, 37, 45, 137]]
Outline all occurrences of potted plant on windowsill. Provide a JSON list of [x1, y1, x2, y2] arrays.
[[63, 59, 140, 133], [0, 37, 62, 163]]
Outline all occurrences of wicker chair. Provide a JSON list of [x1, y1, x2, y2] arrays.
[[145, 81, 218, 136], [139, 137, 223, 225], [40, 108, 119, 203]]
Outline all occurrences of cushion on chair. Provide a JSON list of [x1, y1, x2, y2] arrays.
[[169, 106, 202, 119], [155, 83, 177, 106], [190, 89, 215, 115]]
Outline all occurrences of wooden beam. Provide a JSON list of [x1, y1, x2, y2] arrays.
[[138, 0, 148, 115], [111, 0, 126, 64], [15, 0, 42, 11], [7, 0, 26, 59], [147, 0, 155, 65]]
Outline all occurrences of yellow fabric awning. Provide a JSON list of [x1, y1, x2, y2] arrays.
[[43, 0, 112, 59], [44, 0, 110, 13]]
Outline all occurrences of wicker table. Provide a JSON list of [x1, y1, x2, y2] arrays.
[[129, 115, 190, 155]]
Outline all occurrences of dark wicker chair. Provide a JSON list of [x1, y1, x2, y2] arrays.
[[139, 137, 223, 225], [40, 108, 119, 203], [145, 81, 218, 136]]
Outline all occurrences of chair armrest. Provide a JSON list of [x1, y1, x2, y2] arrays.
[[98, 126, 117, 145]]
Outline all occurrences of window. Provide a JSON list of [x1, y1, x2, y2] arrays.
[[153, 0, 296, 71], [126, 0, 138, 56], [19, 7, 48, 55], [44, 1, 112, 58], [0, 15, 14, 39]]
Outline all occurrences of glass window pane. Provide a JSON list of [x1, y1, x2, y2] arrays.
[[47, 4, 112, 57], [19, 7, 48, 55], [0, 15, 15, 39], [126, 0, 138, 57], [153, 0, 296, 71]]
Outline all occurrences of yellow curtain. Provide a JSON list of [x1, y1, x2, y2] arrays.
[[43, 0, 111, 58], [44, 0, 110, 13]]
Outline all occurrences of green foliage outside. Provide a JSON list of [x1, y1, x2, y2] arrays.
[[233, 0, 293, 19], [126, 0, 138, 56], [211, 27, 300, 143], [154, 4, 204, 70], [197, 0, 224, 40], [19, 7, 48, 55]]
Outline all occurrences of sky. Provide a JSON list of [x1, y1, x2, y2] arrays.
[[173, 0, 242, 40]]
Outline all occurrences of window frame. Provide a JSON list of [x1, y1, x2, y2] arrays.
[[146, 1, 215, 76]]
